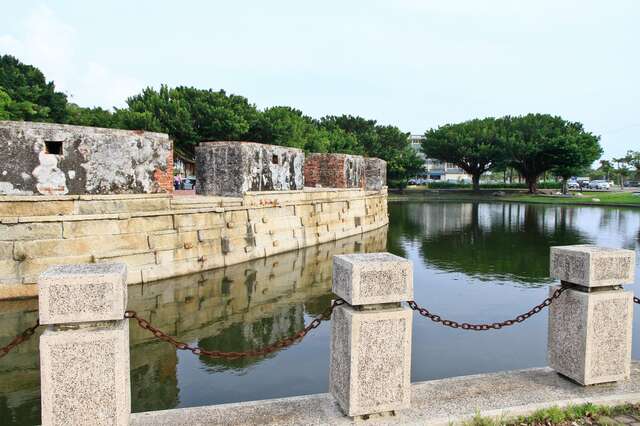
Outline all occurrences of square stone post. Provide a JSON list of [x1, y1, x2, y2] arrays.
[[38, 264, 130, 426], [329, 253, 413, 417], [548, 245, 635, 385]]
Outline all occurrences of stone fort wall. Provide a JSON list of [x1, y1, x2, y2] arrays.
[[0, 121, 174, 196], [0, 188, 388, 300]]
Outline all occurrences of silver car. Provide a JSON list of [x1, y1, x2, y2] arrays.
[[588, 180, 610, 190]]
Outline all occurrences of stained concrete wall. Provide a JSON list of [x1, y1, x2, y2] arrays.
[[195, 142, 304, 197], [304, 153, 366, 189], [365, 158, 387, 190], [0, 188, 388, 299], [0, 121, 173, 196]]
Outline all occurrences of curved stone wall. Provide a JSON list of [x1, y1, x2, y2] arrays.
[[0, 188, 388, 299]]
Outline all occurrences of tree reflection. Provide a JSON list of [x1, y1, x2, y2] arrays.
[[388, 202, 591, 286]]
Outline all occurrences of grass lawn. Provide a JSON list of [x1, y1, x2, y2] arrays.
[[391, 188, 640, 207], [504, 191, 640, 206], [465, 402, 640, 426]]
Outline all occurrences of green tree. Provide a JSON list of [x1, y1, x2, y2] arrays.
[[626, 150, 640, 179], [65, 103, 115, 128], [613, 155, 631, 187], [246, 106, 361, 153], [0, 54, 68, 122], [597, 160, 615, 181], [0, 88, 11, 120], [120, 85, 259, 155], [550, 126, 602, 194], [423, 118, 507, 192], [504, 114, 601, 193]]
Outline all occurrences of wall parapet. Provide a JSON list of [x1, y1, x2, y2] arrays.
[[0, 188, 388, 299]]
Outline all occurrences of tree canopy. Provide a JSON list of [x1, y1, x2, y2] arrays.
[[0, 55, 423, 186], [423, 117, 506, 191], [422, 114, 602, 193], [503, 114, 601, 193], [0, 55, 68, 122]]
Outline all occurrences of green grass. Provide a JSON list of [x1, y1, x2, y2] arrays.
[[504, 192, 640, 206], [463, 402, 639, 426], [390, 189, 640, 207]]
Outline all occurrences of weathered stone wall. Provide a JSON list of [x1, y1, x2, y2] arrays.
[[0, 188, 388, 299], [196, 141, 304, 197], [365, 158, 387, 190], [304, 153, 366, 189], [0, 121, 173, 196]]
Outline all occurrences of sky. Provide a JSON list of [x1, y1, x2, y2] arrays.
[[1, 1, 638, 159]]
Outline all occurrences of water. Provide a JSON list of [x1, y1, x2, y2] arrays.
[[1, 200, 639, 425]]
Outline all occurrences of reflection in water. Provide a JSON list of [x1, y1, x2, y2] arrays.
[[390, 202, 591, 285], [2, 201, 640, 426], [0, 227, 387, 425]]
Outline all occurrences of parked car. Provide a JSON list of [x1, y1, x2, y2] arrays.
[[567, 181, 580, 190], [588, 180, 610, 190], [624, 181, 640, 188], [182, 176, 196, 190]]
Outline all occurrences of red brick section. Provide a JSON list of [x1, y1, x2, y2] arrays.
[[304, 153, 363, 188], [153, 150, 174, 193]]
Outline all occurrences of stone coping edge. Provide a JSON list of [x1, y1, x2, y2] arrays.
[[130, 363, 640, 425], [1, 193, 386, 223]]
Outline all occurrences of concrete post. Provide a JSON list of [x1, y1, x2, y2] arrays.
[[329, 252, 413, 417], [548, 245, 635, 385], [38, 264, 130, 426]]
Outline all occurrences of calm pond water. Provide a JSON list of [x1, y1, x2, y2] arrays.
[[1, 200, 640, 425]]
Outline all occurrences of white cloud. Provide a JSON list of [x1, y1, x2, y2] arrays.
[[0, 4, 140, 109]]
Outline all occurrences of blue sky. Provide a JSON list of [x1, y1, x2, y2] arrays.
[[1, 1, 638, 159]]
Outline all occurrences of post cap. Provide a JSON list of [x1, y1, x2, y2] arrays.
[[38, 263, 127, 325], [550, 245, 635, 288], [332, 252, 412, 305]]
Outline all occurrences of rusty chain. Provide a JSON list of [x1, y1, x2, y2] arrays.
[[2, 291, 639, 361], [125, 298, 345, 359], [408, 287, 566, 331], [0, 320, 40, 359]]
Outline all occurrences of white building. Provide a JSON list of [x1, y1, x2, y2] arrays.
[[409, 135, 471, 182]]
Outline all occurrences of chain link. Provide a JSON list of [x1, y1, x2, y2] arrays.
[[2, 290, 637, 361], [408, 287, 565, 331], [0, 320, 40, 359], [125, 299, 345, 359]]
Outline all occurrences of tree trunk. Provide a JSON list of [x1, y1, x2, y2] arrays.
[[472, 174, 481, 192], [561, 177, 568, 195], [526, 176, 538, 193]]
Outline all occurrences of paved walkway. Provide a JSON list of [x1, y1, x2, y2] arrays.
[[131, 362, 640, 425]]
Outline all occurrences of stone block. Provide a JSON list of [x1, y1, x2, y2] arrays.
[[0, 241, 13, 258], [40, 321, 130, 426], [550, 245, 635, 287], [148, 231, 198, 251], [0, 222, 62, 241], [365, 157, 387, 190], [333, 253, 412, 305], [196, 141, 304, 196], [38, 263, 127, 325], [15, 234, 149, 259], [329, 304, 412, 417], [548, 287, 632, 385], [0, 200, 75, 217], [19, 255, 95, 285]]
